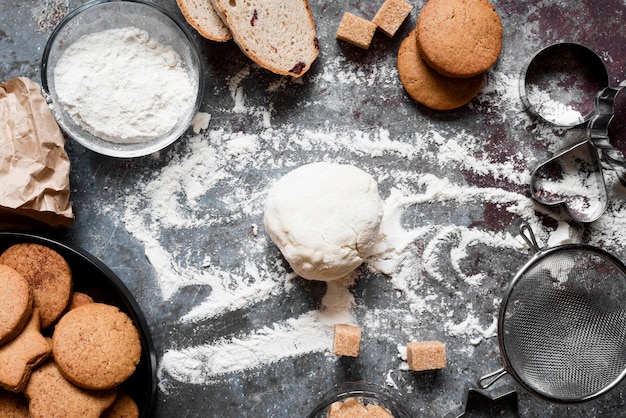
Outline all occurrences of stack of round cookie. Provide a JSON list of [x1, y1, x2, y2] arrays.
[[397, 0, 502, 110], [0, 243, 142, 418]]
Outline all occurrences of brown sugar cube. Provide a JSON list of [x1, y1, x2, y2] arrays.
[[329, 397, 368, 416], [372, 0, 413, 37], [406, 340, 446, 371], [328, 398, 394, 417], [336, 12, 378, 50], [332, 324, 361, 357]]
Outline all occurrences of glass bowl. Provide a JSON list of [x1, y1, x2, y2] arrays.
[[41, 0, 204, 158], [308, 382, 413, 418], [0, 232, 157, 417]]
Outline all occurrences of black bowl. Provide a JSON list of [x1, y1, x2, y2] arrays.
[[0, 232, 157, 417]]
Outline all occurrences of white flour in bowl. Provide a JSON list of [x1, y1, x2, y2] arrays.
[[53, 27, 195, 143]]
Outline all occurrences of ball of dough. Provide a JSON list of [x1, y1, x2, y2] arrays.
[[264, 162, 383, 281]]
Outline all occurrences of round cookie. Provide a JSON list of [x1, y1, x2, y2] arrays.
[[264, 162, 383, 282], [416, 0, 502, 78], [52, 303, 141, 390], [398, 29, 485, 110], [23, 360, 118, 418], [0, 244, 72, 329], [0, 390, 29, 417], [0, 265, 33, 346], [69, 291, 94, 310], [102, 393, 139, 418]]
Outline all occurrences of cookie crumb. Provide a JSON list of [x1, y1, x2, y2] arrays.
[[336, 13, 377, 50]]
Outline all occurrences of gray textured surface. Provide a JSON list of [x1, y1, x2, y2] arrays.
[[2, 0, 626, 417]]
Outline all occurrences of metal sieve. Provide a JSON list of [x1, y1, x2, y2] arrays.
[[478, 223, 626, 403]]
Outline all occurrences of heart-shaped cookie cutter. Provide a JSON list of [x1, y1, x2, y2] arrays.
[[521, 43, 625, 223]]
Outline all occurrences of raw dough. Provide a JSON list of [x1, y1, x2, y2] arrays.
[[264, 162, 383, 281]]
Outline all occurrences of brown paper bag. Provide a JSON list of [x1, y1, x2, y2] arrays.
[[0, 77, 74, 229]]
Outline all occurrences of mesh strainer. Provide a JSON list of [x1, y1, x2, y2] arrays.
[[478, 223, 626, 403]]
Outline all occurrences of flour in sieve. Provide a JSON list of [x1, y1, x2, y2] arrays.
[[53, 27, 196, 143]]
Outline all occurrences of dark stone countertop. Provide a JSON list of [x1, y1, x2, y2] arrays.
[[1, 0, 626, 417]]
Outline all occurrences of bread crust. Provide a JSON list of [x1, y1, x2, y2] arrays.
[[177, 0, 232, 42], [211, 0, 319, 77]]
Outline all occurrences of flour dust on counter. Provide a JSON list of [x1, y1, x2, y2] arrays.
[[160, 278, 356, 386], [105, 48, 626, 412]]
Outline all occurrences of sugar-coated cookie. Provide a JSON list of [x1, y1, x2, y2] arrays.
[[416, 0, 502, 78], [398, 30, 484, 110], [0, 309, 51, 392], [102, 392, 139, 418], [0, 265, 32, 347], [23, 360, 117, 418], [52, 303, 141, 390], [0, 244, 72, 329], [0, 388, 29, 417]]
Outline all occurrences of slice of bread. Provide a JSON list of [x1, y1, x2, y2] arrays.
[[177, 0, 232, 42], [211, 0, 319, 77]]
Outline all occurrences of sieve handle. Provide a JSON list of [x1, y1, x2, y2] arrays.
[[519, 223, 541, 253], [477, 368, 508, 389]]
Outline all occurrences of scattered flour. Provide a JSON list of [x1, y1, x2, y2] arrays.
[[111, 54, 626, 394], [547, 221, 581, 247], [54, 27, 196, 143], [525, 85, 585, 127], [444, 310, 498, 346], [160, 311, 331, 386], [158, 277, 356, 391]]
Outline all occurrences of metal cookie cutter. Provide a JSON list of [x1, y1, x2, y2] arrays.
[[443, 384, 518, 418], [521, 43, 626, 223]]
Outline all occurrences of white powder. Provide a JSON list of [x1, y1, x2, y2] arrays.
[[108, 53, 626, 395], [159, 311, 331, 387], [526, 85, 585, 126], [546, 221, 580, 247], [444, 310, 498, 346], [54, 27, 196, 143], [191, 112, 211, 134], [158, 277, 356, 391]]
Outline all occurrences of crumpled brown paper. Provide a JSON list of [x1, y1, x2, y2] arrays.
[[0, 77, 74, 229]]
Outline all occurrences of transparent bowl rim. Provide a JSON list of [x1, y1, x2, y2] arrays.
[[40, 0, 205, 158], [308, 381, 413, 417]]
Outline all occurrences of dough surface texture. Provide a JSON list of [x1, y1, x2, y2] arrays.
[[264, 162, 383, 281]]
